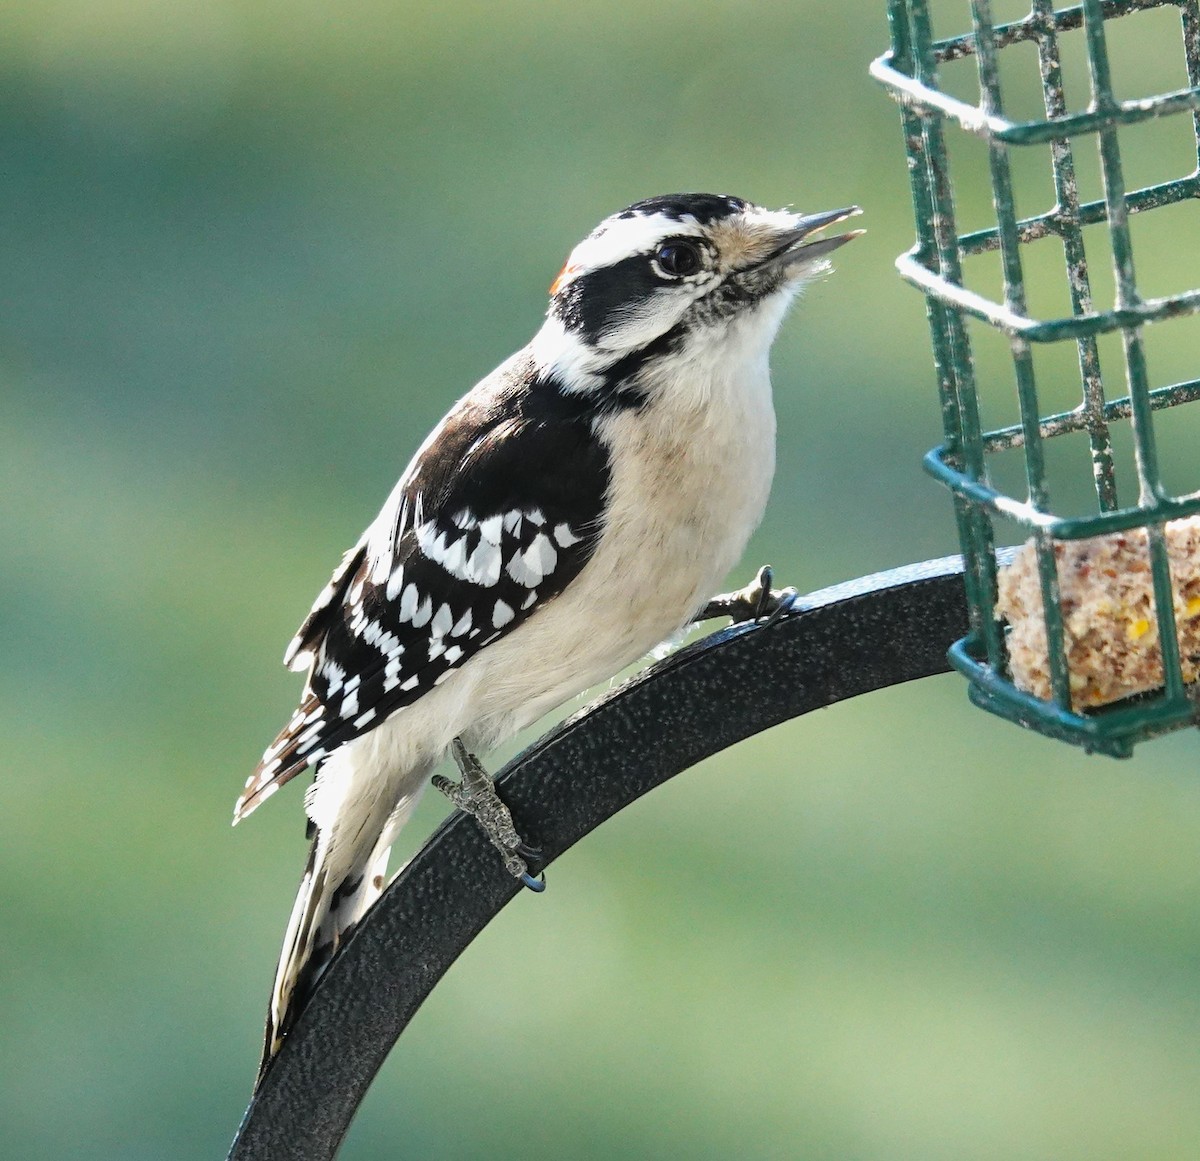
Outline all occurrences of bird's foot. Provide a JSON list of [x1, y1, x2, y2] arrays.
[[432, 738, 545, 892], [700, 565, 799, 627]]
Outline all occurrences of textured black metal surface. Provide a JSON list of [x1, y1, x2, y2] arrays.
[[228, 556, 971, 1161]]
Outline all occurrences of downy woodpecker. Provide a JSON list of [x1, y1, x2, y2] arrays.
[[236, 192, 861, 1074]]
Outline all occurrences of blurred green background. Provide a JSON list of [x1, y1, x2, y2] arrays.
[[4, 1, 1200, 1158]]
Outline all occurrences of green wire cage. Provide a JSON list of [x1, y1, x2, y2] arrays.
[[873, 0, 1200, 756]]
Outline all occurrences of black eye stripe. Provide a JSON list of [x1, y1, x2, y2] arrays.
[[551, 235, 714, 342], [551, 252, 662, 343]]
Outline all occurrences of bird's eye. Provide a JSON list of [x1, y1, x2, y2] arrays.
[[654, 240, 703, 279]]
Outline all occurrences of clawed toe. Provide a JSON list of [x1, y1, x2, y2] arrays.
[[701, 565, 799, 626], [435, 739, 546, 893], [762, 586, 799, 626], [514, 839, 544, 866]]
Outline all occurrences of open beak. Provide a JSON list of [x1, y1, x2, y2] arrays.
[[760, 205, 864, 271]]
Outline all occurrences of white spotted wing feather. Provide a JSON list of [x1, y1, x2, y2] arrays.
[[234, 357, 608, 823]]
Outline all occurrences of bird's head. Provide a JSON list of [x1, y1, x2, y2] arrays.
[[533, 193, 862, 393]]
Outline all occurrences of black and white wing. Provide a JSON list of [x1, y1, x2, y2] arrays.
[[235, 365, 609, 821]]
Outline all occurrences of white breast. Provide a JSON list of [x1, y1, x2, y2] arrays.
[[590, 339, 778, 639]]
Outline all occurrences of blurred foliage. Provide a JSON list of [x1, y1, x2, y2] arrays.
[[3, 2, 1199, 1158]]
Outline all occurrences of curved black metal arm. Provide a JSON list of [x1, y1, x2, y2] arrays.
[[228, 555, 971, 1161]]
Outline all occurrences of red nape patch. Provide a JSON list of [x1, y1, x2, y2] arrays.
[[549, 263, 579, 295]]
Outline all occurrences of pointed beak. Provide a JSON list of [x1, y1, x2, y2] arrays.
[[757, 206, 864, 272]]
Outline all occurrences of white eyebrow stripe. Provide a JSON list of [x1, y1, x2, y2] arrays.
[[567, 211, 700, 273]]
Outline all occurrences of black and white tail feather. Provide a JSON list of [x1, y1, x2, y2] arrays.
[[236, 192, 861, 1081]]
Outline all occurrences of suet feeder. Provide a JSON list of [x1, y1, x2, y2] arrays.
[[873, 0, 1200, 754]]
